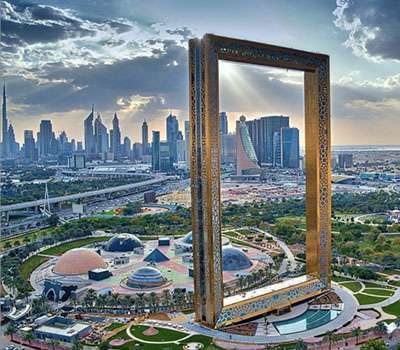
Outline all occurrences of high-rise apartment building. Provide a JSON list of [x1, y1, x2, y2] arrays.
[[123, 136, 131, 158], [23, 130, 36, 163], [338, 153, 353, 169], [166, 114, 179, 162], [38, 120, 53, 157], [159, 141, 172, 172], [246, 115, 289, 165], [142, 120, 148, 155], [112, 113, 121, 157], [94, 114, 109, 154], [273, 127, 300, 168], [236, 115, 260, 175], [152, 131, 160, 172], [220, 112, 228, 135], [221, 134, 236, 165], [2, 82, 8, 157], [84, 106, 95, 156]]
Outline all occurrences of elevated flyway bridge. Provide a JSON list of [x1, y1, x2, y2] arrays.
[[0, 175, 171, 213]]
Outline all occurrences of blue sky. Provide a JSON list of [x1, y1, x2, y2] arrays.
[[1, 0, 399, 145]]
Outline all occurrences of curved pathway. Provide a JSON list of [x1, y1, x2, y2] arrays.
[[184, 285, 357, 344]]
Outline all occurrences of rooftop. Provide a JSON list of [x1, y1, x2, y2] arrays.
[[223, 274, 317, 307]]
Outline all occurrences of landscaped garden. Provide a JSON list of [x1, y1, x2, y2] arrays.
[[40, 236, 109, 256], [107, 325, 222, 350], [382, 300, 400, 318]]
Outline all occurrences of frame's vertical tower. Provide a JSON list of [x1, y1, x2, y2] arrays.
[[189, 37, 224, 327]]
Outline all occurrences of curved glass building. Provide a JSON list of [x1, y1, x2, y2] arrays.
[[236, 115, 260, 175], [104, 234, 143, 252], [222, 245, 253, 271]]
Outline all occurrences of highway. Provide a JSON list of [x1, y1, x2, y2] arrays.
[[0, 175, 170, 212]]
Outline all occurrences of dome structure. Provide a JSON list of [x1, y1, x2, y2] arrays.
[[53, 248, 107, 275], [104, 233, 143, 252], [222, 246, 252, 271], [127, 266, 166, 289]]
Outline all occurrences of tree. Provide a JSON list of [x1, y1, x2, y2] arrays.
[[360, 339, 388, 350], [47, 214, 60, 227], [322, 330, 336, 350], [5, 324, 17, 341], [352, 327, 362, 344], [72, 339, 83, 350], [23, 331, 35, 344]]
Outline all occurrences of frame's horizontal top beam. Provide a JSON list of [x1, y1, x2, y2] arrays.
[[198, 33, 328, 72]]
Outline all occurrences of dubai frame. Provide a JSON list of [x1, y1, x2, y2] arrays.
[[189, 34, 332, 328]]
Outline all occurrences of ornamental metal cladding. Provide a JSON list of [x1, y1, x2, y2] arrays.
[[189, 34, 331, 328]]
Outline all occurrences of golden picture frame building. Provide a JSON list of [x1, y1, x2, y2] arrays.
[[189, 34, 331, 328]]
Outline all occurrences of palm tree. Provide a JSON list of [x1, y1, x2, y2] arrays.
[[5, 324, 17, 341], [148, 292, 159, 312], [111, 293, 120, 308], [161, 289, 172, 309], [323, 330, 335, 350], [136, 293, 146, 310], [375, 321, 388, 335], [72, 339, 83, 350], [186, 290, 194, 306], [23, 331, 35, 345], [352, 327, 362, 345]]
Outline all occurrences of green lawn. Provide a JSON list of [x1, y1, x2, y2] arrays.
[[355, 293, 387, 305], [130, 325, 188, 342], [20, 255, 50, 282], [41, 236, 109, 256], [363, 282, 395, 290], [341, 281, 362, 293], [108, 329, 222, 350], [382, 268, 400, 276], [333, 275, 354, 283], [363, 288, 395, 297], [105, 322, 125, 331], [382, 301, 400, 318]]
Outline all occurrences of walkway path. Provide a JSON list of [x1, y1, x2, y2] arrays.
[[184, 285, 358, 344]]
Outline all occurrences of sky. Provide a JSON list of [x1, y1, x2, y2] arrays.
[[1, 0, 400, 145]]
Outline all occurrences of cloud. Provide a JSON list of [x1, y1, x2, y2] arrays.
[[333, 0, 400, 61]]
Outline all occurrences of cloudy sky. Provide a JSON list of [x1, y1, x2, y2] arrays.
[[1, 0, 399, 145]]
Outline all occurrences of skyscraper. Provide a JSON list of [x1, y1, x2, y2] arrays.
[[338, 153, 353, 169], [184, 120, 190, 169], [159, 141, 172, 172], [7, 124, 18, 157], [123, 136, 131, 158], [38, 120, 53, 157], [236, 115, 260, 175], [166, 114, 179, 162], [152, 131, 160, 172], [84, 106, 95, 156], [219, 112, 228, 135], [281, 127, 299, 168], [94, 114, 108, 154], [142, 120, 148, 155], [112, 113, 121, 157], [2, 82, 8, 157], [246, 115, 289, 164], [24, 130, 36, 163]]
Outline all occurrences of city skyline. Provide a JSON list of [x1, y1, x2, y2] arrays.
[[1, 0, 399, 145]]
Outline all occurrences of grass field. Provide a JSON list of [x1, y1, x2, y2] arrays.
[[333, 275, 355, 283], [0, 227, 55, 252], [355, 293, 387, 305], [363, 288, 395, 297], [382, 301, 400, 318], [41, 236, 109, 256], [341, 281, 363, 293], [130, 325, 188, 342], [363, 282, 396, 290], [105, 322, 125, 331], [20, 255, 50, 282], [107, 328, 222, 350]]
